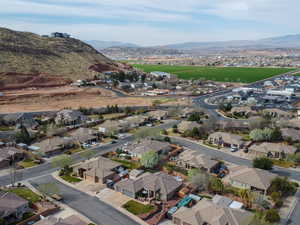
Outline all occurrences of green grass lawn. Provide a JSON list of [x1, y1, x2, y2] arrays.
[[9, 187, 41, 204], [18, 159, 39, 168], [134, 64, 294, 83], [123, 200, 155, 215], [60, 175, 82, 183], [0, 126, 13, 131], [111, 158, 141, 170]]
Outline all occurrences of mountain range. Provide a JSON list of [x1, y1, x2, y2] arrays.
[[87, 34, 300, 52]]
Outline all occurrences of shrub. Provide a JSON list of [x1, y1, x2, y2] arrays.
[[253, 157, 273, 170], [265, 209, 280, 223]]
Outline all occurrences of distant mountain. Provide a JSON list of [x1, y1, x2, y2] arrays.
[[162, 34, 300, 51], [86, 40, 139, 50], [101, 46, 183, 58], [0, 27, 121, 90]]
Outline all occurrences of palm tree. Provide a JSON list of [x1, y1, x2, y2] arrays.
[[239, 189, 253, 208]]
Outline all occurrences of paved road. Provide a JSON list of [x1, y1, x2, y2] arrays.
[[170, 137, 300, 180], [170, 137, 300, 225], [29, 175, 139, 225]]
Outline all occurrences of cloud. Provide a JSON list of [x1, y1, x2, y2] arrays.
[[0, 0, 299, 45]]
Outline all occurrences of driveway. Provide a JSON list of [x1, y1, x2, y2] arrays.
[[29, 175, 139, 225]]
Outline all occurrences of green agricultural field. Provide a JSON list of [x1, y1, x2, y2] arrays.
[[133, 64, 295, 83]]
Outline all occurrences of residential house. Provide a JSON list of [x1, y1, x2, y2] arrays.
[[172, 198, 253, 225], [98, 120, 126, 135], [224, 166, 277, 195], [34, 215, 88, 225], [72, 156, 123, 184], [177, 121, 201, 134], [208, 132, 245, 149], [34, 137, 74, 157], [280, 128, 300, 142], [248, 142, 298, 158], [287, 118, 300, 130], [0, 131, 18, 143], [230, 106, 257, 117], [0, 147, 24, 169], [122, 115, 149, 128], [69, 128, 99, 144], [55, 110, 88, 125], [147, 110, 169, 121], [263, 108, 294, 119], [0, 191, 29, 221], [176, 149, 221, 173], [2, 113, 38, 129], [115, 172, 182, 201], [123, 139, 172, 159], [181, 107, 200, 118], [217, 120, 249, 132]]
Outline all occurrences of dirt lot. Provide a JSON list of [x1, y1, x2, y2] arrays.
[[0, 86, 189, 113]]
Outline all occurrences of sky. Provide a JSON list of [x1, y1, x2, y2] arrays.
[[1, 0, 299, 46]]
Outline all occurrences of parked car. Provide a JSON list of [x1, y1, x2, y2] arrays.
[[230, 146, 238, 152]]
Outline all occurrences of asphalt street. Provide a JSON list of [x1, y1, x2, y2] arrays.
[[29, 175, 139, 225]]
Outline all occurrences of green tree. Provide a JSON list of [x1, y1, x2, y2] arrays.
[[15, 125, 32, 144], [140, 150, 160, 169], [268, 177, 297, 197], [80, 150, 96, 160], [264, 209, 280, 223], [52, 154, 73, 169], [239, 189, 253, 208], [253, 157, 273, 170], [209, 177, 224, 194], [188, 169, 209, 191]]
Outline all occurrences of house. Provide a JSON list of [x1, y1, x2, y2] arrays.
[[217, 120, 249, 131], [176, 149, 221, 173], [98, 120, 126, 135], [34, 215, 88, 225], [123, 139, 172, 159], [55, 110, 87, 125], [2, 113, 38, 129], [147, 110, 169, 121], [33, 137, 75, 157], [0, 147, 24, 169], [287, 118, 300, 130], [122, 115, 149, 128], [115, 172, 182, 201], [230, 106, 257, 117], [172, 198, 253, 225], [280, 128, 300, 142], [69, 128, 99, 144], [72, 156, 123, 184], [224, 166, 277, 195], [212, 195, 243, 209], [263, 108, 294, 119], [0, 191, 29, 220], [248, 142, 298, 158], [0, 130, 18, 142], [181, 107, 199, 118], [50, 32, 71, 38], [208, 132, 245, 149], [177, 121, 201, 134]]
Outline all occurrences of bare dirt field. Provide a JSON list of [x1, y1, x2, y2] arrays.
[[0, 86, 189, 113]]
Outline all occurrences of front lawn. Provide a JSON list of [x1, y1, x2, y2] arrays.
[[9, 187, 41, 204], [18, 159, 39, 168], [111, 158, 141, 170], [271, 159, 296, 168], [61, 175, 82, 183], [123, 200, 155, 215]]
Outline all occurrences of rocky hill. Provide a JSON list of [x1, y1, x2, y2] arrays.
[[0, 27, 120, 90]]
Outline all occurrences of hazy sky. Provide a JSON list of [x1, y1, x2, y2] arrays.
[[1, 0, 299, 46]]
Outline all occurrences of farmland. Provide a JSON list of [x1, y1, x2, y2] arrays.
[[133, 64, 294, 83]]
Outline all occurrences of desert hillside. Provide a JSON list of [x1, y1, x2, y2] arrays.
[[0, 27, 120, 90]]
